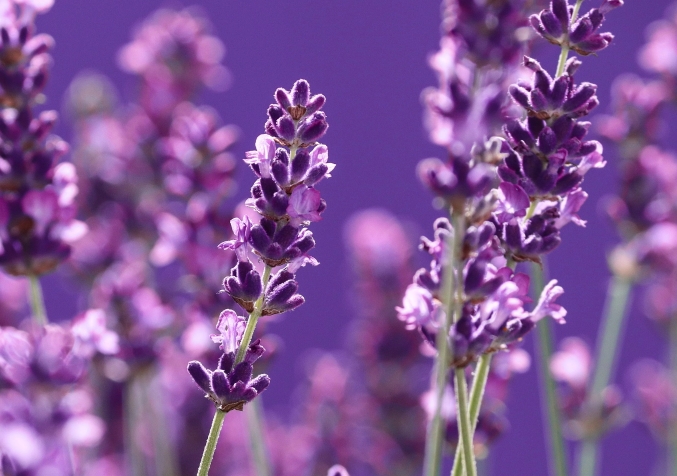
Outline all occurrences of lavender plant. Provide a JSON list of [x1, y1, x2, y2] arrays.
[[0, 0, 85, 324], [187, 78, 333, 476], [590, 4, 677, 473]]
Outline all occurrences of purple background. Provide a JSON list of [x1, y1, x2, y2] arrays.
[[34, 0, 673, 474]]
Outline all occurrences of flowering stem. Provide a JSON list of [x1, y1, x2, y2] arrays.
[[235, 264, 273, 365], [246, 398, 272, 476], [670, 318, 677, 476], [196, 410, 226, 476], [555, 0, 585, 77], [423, 211, 465, 476], [454, 367, 477, 476], [28, 274, 48, 325], [577, 274, 632, 476], [532, 263, 568, 476], [451, 353, 492, 476], [196, 264, 273, 476]]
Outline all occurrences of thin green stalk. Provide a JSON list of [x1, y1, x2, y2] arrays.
[[424, 226, 456, 474], [197, 264, 273, 476], [451, 354, 492, 476], [28, 274, 48, 325], [196, 410, 226, 476], [555, 0, 585, 78], [454, 367, 477, 476], [670, 318, 677, 476], [532, 263, 568, 476], [246, 398, 272, 476], [577, 275, 631, 476], [423, 212, 466, 476]]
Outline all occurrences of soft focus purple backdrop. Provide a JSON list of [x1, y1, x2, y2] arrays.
[[33, 1, 673, 474]]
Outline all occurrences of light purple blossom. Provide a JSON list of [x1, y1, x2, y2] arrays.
[[210, 309, 246, 354], [244, 134, 276, 178], [70, 309, 120, 358], [287, 185, 323, 226], [218, 216, 252, 262], [396, 283, 441, 330], [529, 279, 567, 323]]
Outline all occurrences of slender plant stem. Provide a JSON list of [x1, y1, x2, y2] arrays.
[[455, 367, 477, 476], [246, 398, 272, 476], [555, 0, 585, 78], [577, 275, 631, 476], [423, 211, 466, 476], [197, 410, 226, 476], [670, 318, 677, 476], [197, 264, 273, 476], [451, 354, 492, 476], [28, 274, 48, 325], [532, 263, 568, 476]]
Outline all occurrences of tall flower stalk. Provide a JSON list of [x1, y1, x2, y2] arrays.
[[0, 0, 86, 324], [188, 79, 334, 475]]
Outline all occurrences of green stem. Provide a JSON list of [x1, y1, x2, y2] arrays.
[[451, 354, 492, 476], [28, 274, 48, 325], [589, 276, 632, 398], [555, 0, 585, 77], [577, 275, 631, 476], [532, 263, 568, 476], [196, 410, 226, 476], [235, 265, 273, 365], [670, 318, 677, 476], [246, 398, 272, 476], [454, 367, 477, 476], [423, 212, 466, 476]]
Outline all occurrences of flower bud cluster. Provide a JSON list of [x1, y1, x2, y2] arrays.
[[0, 1, 86, 276], [0, 314, 117, 474], [397, 216, 566, 368], [187, 312, 270, 412], [530, 0, 622, 56]]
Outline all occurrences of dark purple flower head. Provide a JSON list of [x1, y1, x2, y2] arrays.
[[266, 79, 328, 146], [441, 0, 529, 67], [248, 217, 315, 268], [530, 0, 622, 56], [187, 338, 270, 412], [262, 268, 305, 316], [498, 210, 562, 261], [222, 260, 262, 313]]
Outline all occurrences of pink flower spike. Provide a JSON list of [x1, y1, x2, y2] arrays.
[[287, 185, 323, 226], [244, 134, 276, 178], [211, 309, 246, 353]]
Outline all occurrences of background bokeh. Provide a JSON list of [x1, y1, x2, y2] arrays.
[[34, 0, 674, 474]]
